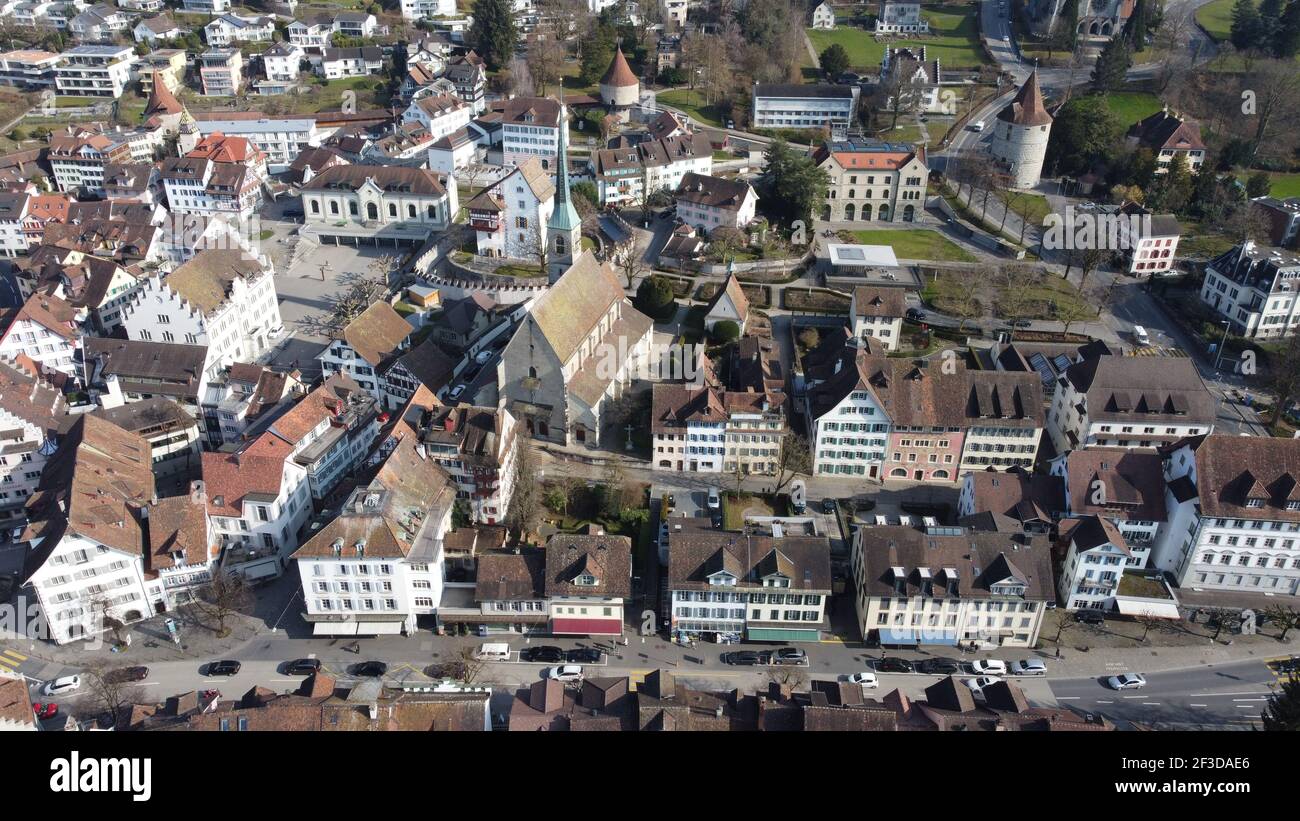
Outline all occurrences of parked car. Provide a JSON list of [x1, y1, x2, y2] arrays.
[[42, 675, 81, 696], [772, 647, 806, 665], [707, 487, 720, 510], [970, 659, 1008, 676], [522, 645, 565, 663], [821, 498, 837, 513], [1107, 673, 1147, 690], [1011, 319, 1033, 328], [666, 493, 676, 511], [1075, 610, 1105, 625], [846, 672, 879, 688], [567, 648, 603, 664], [206, 661, 241, 677], [962, 675, 1003, 695], [874, 657, 915, 674], [905, 308, 926, 322], [103, 666, 149, 684], [724, 650, 768, 666], [33, 702, 58, 720], [352, 661, 388, 678], [286, 658, 322, 676], [917, 658, 962, 675], [546, 665, 584, 682], [474, 349, 493, 366], [448, 384, 466, 402], [1010, 659, 1047, 676]]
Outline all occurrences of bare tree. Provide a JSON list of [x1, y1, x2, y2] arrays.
[[192, 572, 253, 638], [82, 665, 146, 728], [1053, 610, 1081, 644], [299, 257, 395, 339], [506, 431, 542, 544], [1264, 605, 1300, 641], [1054, 299, 1096, 335], [428, 646, 488, 684], [1241, 59, 1300, 162], [1265, 332, 1300, 429], [1134, 613, 1165, 643], [766, 664, 809, 690], [772, 434, 811, 496]]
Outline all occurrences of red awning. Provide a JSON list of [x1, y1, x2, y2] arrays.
[[551, 618, 623, 636]]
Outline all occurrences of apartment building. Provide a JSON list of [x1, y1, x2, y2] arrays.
[[317, 46, 384, 79], [199, 49, 243, 96], [203, 374, 377, 579], [875, 1, 930, 32], [200, 363, 302, 449], [956, 469, 1062, 534], [317, 302, 414, 407], [813, 140, 929, 224], [443, 55, 486, 115], [182, 0, 232, 11], [204, 13, 275, 46], [194, 113, 320, 174], [590, 133, 713, 208], [120, 250, 282, 382], [21, 415, 216, 645], [1153, 434, 1300, 599], [1055, 515, 1177, 614], [0, 49, 59, 88], [543, 533, 632, 637], [48, 125, 134, 195], [0, 361, 63, 531], [1201, 240, 1300, 340], [1253, 196, 1300, 249], [69, 4, 135, 42], [1048, 446, 1168, 572], [292, 422, 457, 637], [1046, 356, 1215, 454], [55, 44, 136, 98], [849, 286, 905, 352], [501, 96, 562, 168], [400, 0, 455, 20], [851, 524, 1054, 647], [0, 293, 82, 382], [674, 173, 758, 235], [667, 519, 832, 643], [92, 397, 201, 491], [467, 156, 554, 259], [751, 84, 858, 136], [402, 91, 472, 142]]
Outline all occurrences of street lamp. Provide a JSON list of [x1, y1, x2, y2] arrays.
[[1212, 320, 1230, 372]]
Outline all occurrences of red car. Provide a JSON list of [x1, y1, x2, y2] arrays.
[[33, 702, 58, 720]]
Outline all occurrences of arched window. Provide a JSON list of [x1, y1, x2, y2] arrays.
[[554, 234, 567, 256], [310, 200, 320, 214], [932, 469, 949, 479], [407, 204, 416, 218], [844, 203, 855, 221], [820, 205, 831, 220], [366, 202, 378, 220], [890, 468, 908, 478], [388, 203, 397, 217], [862, 204, 873, 221], [903, 204, 915, 222], [528, 366, 538, 378], [329, 201, 339, 215], [878, 204, 891, 221], [348, 201, 358, 216], [427, 205, 437, 219]]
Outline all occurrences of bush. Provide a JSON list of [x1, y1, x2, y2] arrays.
[[713, 320, 740, 343], [658, 67, 686, 85], [798, 327, 820, 349], [634, 274, 677, 320]]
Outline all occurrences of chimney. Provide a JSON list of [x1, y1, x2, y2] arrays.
[[444, 413, 457, 433]]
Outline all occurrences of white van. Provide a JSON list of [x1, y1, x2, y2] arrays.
[[476, 642, 511, 662], [1132, 325, 1151, 346], [969, 120, 985, 132]]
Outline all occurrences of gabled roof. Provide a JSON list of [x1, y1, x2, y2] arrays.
[[1058, 447, 1167, 522], [705, 272, 749, 322], [1189, 434, 1300, 522], [340, 301, 412, 370], [1127, 109, 1205, 152], [163, 250, 265, 315], [543, 534, 632, 598], [675, 172, 754, 210], [527, 251, 629, 364]]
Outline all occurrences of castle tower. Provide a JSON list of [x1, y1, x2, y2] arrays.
[[988, 70, 1053, 190], [598, 46, 640, 123], [144, 70, 200, 155], [546, 89, 582, 283]]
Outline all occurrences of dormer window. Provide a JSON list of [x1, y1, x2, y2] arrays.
[[1287, 501, 1300, 511], [1246, 497, 1265, 509], [575, 574, 597, 587]]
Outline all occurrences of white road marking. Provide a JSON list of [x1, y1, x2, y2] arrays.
[[1141, 702, 1161, 706], [1055, 696, 1080, 700], [1189, 703, 1207, 707]]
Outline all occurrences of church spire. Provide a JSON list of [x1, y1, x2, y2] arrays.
[[546, 78, 582, 283]]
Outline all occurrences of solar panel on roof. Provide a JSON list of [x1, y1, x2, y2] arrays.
[[839, 247, 866, 260], [1027, 353, 1055, 387], [1052, 354, 1072, 372]]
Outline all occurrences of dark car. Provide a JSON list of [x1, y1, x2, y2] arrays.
[[1012, 319, 1033, 328], [724, 651, 769, 666], [773, 647, 807, 665], [521, 645, 565, 663], [1075, 610, 1105, 625], [286, 658, 322, 676], [917, 658, 962, 675], [874, 657, 915, 674], [103, 666, 149, 684], [352, 661, 387, 677], [905, 308, 926, 322], [567, 648, 603, 664], [206, 660, 241, 677], [821, 498, 837, 514]]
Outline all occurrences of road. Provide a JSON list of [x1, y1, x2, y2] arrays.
[[1049, 658, 1279, 729]]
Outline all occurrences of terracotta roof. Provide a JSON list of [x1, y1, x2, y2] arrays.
[[1187, 434, 1300, 523], [543, 533, 632, 599], [269, 372, 369, 444], [141, 492, 217, 575], [851, 286, 905, 318], [997, 70, 1052, 127], [475, 550, 545, 600], [706, 272, 749, 322], [667, 519, 832, 593], [341, 301, 412, 370], [0, 359, 64, 434], [501, 96, 562, 128], [1061, 356, 1214, 427], [145, 70, 184, 116], [0, 675, 35, 728], [186, 132, 263, 165], [961, 470, 1063, 527], [1057, 447, 1167, 522], [8, 293, 79, 341], [600, 46, 638, 88]]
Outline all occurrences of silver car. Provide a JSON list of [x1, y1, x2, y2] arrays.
[[1010, 659, 1047, 676]]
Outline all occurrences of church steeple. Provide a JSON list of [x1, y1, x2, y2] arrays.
[[546, 80, 582, 283]]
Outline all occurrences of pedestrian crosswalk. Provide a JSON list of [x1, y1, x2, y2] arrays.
[[1126, 346, 1188, 358], [0, 648, 26, 675]]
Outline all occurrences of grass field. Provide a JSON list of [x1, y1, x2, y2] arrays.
[[658, 88, 726, 127], [850, 228, 977, 262], [1101, 91, 1164, 126], [922, 268, 1093, 321], [1004, 192, 1052, 226], [1267, 173, 1300, 198], [1195, 0, 1232, 41], [807, 7, 989, 71]]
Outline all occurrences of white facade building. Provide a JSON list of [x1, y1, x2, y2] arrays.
[[1200, 240, 1300, 340], [55, 44, 136, 98]]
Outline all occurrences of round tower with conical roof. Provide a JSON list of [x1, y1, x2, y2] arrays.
[[599, 46, 639, 122], [988, 70, 1053, 190]]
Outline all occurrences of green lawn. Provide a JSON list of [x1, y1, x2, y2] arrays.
[[1101, 91, 1164, 126], [657, 88, 726, 127], [1267, 173, 1300, 198], [1004, 192, 1052, 226], [882, 124, 931, 147], [850, 228, 977, 262], [1195, 0, 1232, 41], [807, 7, 989, 71]]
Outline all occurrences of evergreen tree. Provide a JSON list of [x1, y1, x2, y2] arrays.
[[1261, 675, 1300, 731], [1062, 0, 1080, 50], [469, 0, 518, 71], [1091, 37, 1132, 91], [1045, 95, 1122, 176], [1247, 170, 1273, 197], [1276, 0, 1300, 57], [755, 138, 830, 230], [1260, 0, 1285, 48], [1230, 0, 1264, 51], [1127, 0, 1150, 51], [820, 43, 851, 79]]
